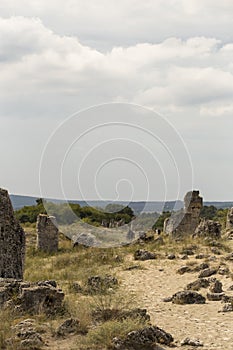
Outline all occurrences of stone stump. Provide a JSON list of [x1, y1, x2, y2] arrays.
[[226, 207, 233, 239], [0, 188, 25, 279], [36, 214, 58, 253]]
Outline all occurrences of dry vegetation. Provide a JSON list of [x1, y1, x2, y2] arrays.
[[1, 227, 233, 349]]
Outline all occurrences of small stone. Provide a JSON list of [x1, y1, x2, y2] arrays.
[[195, 254, 209, 259], [180, 254, 189, 260], [193, 263, 209, 272], [181, 337, 203, 347], [218, 266, 230, 275], [219, 303, 233, 312], [207, 292, 225, 301], [177, 266, 191, 275], [134, 249, 156, 261], [167, 253, 176, 260], [56, 318, 80, 336], [209, 279, 223, 293], [198, 268, 217, 278]]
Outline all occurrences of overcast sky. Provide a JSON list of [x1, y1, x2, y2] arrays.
[[0, 1, 233, 201]]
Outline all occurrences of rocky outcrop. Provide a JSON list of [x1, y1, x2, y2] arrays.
[[0, 279, 64, 315], [0, 188, 25, 279], [194, 219, 221, 239], [164, 190, 203, 238], [36, 214, 59, 253]]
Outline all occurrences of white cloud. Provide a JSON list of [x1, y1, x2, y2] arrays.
[[0, 11, 233, 200]]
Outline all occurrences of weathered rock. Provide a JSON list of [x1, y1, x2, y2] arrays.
[[177, 266, 192, 275], [218, 266, 230, 275], [209, 279, 223, 293], [181, 337, 203, 347], [72, 232, 99, 248], [195, 254, 209, 259], [193, 263, 209, 272], [181, 248, 195, 256], [167, 253, 176, 260], [134, 249, 156, 261], [13, 319, 44, 349], [36, 214, 58, 253], [221, 295, 233, 303], [0, 279, 64, 315], [185, 278, 210, 291], [0, 188, 25, 279], [172, 291, 206, 304], [56, 318, 80, 336], [219, 303, 233, 312], [207, 292, 224, 301], [164, 190, 203, 238], [198, 268, 217, 278], [87, 275, 118, 293], [226, 207, 233, 238], [194, 219, 221, 239], [225, 252, 233, 261], [112, 325, 174, 350]]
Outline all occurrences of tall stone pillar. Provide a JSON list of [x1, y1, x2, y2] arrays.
[[36, 214, 58, 253], [0, 188, 25, 279]]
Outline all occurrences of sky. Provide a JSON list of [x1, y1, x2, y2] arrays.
[[0, 0, 233, 201]]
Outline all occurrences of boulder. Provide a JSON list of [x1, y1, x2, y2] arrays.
[[172, 291, 206, 304], [185, 279, 210, 291], [112, 325, 174, 350], [198, 268, 217, 278]]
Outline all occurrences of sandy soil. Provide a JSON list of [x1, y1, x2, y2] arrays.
[[118, 254, 233, 349]]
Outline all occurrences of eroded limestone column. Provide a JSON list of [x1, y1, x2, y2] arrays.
[[0, 188, 25, 279], [36, 214, 58, 253]]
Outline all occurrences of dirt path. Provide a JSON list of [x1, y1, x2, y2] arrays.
[[118, 257, 233, 349]]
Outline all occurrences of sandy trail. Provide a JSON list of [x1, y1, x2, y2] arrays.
[[118, 257, 233, 349]]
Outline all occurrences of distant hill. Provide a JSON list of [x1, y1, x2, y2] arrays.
[[10, 194, 233, 212]]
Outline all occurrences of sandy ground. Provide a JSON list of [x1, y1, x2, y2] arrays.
[[118, 254, 233, 349]]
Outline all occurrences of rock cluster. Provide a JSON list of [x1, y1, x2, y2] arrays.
[[194, 219, 221, 239], [0, 279, 64, 315], [0, 188, 25, 279], [226, 207, 233, 239]]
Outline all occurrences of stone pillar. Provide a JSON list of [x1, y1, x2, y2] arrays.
[[226, 207, 233, 239], [226, 207, 233, 231], [36, 214, 58, 253], [0, 188, 25, 279], [164, 190, 203, 237]]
